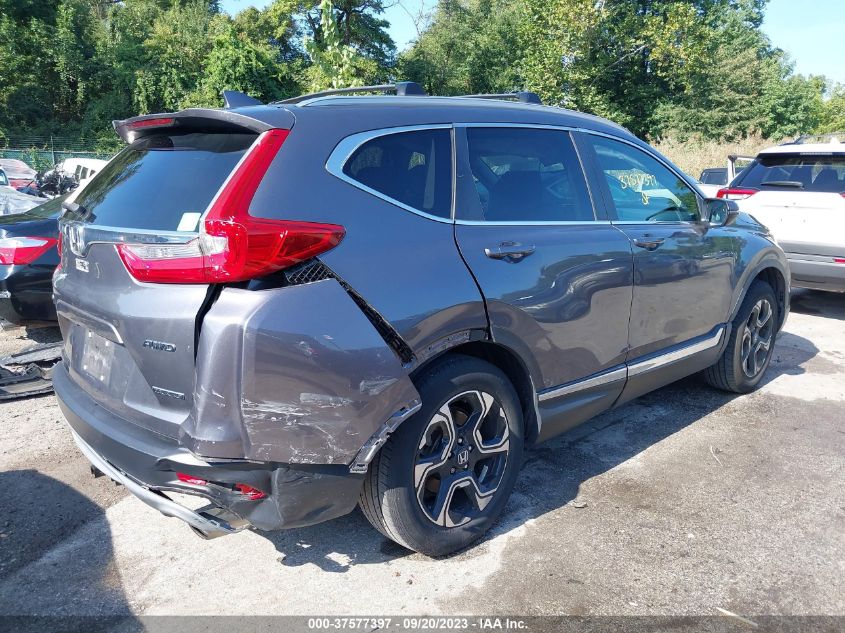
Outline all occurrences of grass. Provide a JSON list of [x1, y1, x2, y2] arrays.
[[652, 133, 784, 180]]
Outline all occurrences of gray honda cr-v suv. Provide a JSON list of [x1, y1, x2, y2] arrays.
[[54, 84, 789, 556]]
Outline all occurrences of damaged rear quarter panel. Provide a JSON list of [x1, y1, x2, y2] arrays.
[[189, 279, 421, 465]]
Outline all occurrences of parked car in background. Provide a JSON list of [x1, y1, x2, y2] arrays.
[[0, 195, 63, 324], [0, 168, 9, 189], [0, 158, 37, 189], [55, 85, 789, 556], [52, 157, 108, 190], [718, 133, 845, 292], [700, 167, 728, 186]]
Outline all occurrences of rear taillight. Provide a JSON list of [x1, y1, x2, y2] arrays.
[[127, 117, 175, 130], [234, 483, 267, 500], [55, 233, 63, 272], [0, 237, 58, 265], [716, 188, 757, 200], [175, 472, 266, 500], [117, 129, 345, 284], [834, 258, 845, 264], [176, 472, 208, 486]]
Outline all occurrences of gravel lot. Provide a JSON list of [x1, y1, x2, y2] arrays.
[[0, 290, 843, 620]]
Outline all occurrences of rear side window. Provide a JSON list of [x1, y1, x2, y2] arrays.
[[343, 129, 452, 218], [736, 155, 845, 193], [74, 132, 256, 231], [465, 127, 593, 222]]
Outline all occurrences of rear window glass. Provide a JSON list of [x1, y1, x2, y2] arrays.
[[700, 169, 727, 185], [736, 155, 845, 193], [73, 133, 256, 231], [21, 194, 65, 220], [343, 129, 452, 218]]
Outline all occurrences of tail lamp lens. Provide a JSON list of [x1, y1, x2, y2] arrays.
[[176, 472, 209, 486], [716, 188, 757, 200], [0, 237, 58, 265], [234, 483, 267, 500], [116, 129, 345, 284]]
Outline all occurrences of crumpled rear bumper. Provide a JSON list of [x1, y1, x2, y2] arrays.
[[54, 363, 364, 535]]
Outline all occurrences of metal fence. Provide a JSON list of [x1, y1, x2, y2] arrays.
[[0, 136, 114, 171]]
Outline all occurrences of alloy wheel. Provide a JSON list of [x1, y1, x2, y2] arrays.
[[413, 390, 510, 528], [741, 298, 774, 378]]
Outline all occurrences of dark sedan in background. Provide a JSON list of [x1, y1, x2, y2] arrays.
[[0, 195, 62, 324]]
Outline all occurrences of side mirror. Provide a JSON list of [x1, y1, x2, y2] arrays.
[[703, 198, 739, 226]]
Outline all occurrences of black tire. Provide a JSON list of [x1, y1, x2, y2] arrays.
[[704, 280, 779, 393], [359, 354, 524, 557]]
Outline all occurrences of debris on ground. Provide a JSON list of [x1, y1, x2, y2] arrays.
[[0, 342, 63, 400]]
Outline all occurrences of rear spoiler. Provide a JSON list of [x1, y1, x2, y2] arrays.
[[112, 107, 292, 143]]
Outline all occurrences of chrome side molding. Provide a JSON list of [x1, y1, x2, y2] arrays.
[[538, 326, 726, 402]]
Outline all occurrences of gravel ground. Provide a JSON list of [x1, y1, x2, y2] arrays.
[[0, 290, 842, 621]]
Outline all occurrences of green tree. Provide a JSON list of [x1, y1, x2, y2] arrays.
[[817, 84, 845, 134], [400, 0, 523, 96], [304, 0, 377, 90]]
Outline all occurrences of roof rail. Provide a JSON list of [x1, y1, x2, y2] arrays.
[[790, 132, 844, 145], [275, 81, 427, 105], [461, 91, 543, 105]]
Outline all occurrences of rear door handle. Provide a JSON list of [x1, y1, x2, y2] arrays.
[[632, 237, 666, 251], [484, 242, 536, 262]]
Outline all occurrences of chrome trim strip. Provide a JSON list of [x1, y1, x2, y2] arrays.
[[62, 222, 196, 258], [325, 124, 455, 224], [455, 219, 612, 227], [627, 327, 725, 377], [538, 366, 627, 402]]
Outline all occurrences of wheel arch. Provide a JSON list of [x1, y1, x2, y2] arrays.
[[754, 266, 788, 331], [410, 340, 542, 446], [729, 251, 790, 332]]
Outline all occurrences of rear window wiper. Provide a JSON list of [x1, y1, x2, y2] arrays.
[[762, 180, 804, 189], [61, 200, 89, 217]]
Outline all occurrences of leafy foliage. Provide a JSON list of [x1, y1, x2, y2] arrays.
[[0, 0, 393, 150], [0, 0, 842, 156]]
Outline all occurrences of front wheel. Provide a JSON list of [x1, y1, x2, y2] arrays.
[[359, 355, 524, 557], [704, 280, 779, 393]]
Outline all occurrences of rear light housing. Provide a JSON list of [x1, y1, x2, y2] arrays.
[[117, 129, 345, 284], [176, 472, 208, 486], [127, 117, 175, 130], [716, 187, 757, 200], [233, 483, 267, 500], [175, 472, 266, 500], [0, 237, 58, 265]]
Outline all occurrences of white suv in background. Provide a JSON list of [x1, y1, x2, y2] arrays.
[[719, 134, 845, 292]]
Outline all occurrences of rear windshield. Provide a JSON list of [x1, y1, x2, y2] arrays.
[[736, 154, 845, 193], [73, 132, 256, 231], [700, 169, 727, 185]]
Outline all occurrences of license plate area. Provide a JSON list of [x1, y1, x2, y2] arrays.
[[80, 330, 115, 385]]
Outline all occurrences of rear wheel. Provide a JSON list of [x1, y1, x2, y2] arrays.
[[359, 355, 523, 556], [704, 280, 778, 393]]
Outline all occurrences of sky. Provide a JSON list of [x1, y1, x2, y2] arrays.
[[220, 0, 845, 85]]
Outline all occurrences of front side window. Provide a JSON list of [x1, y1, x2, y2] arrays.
[[464, 127, 593, 222], [590, 136, 700, 222], [343, 129, 452, 218]]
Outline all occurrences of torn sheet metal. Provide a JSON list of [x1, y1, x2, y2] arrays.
[[189, 279, 421, 465]]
